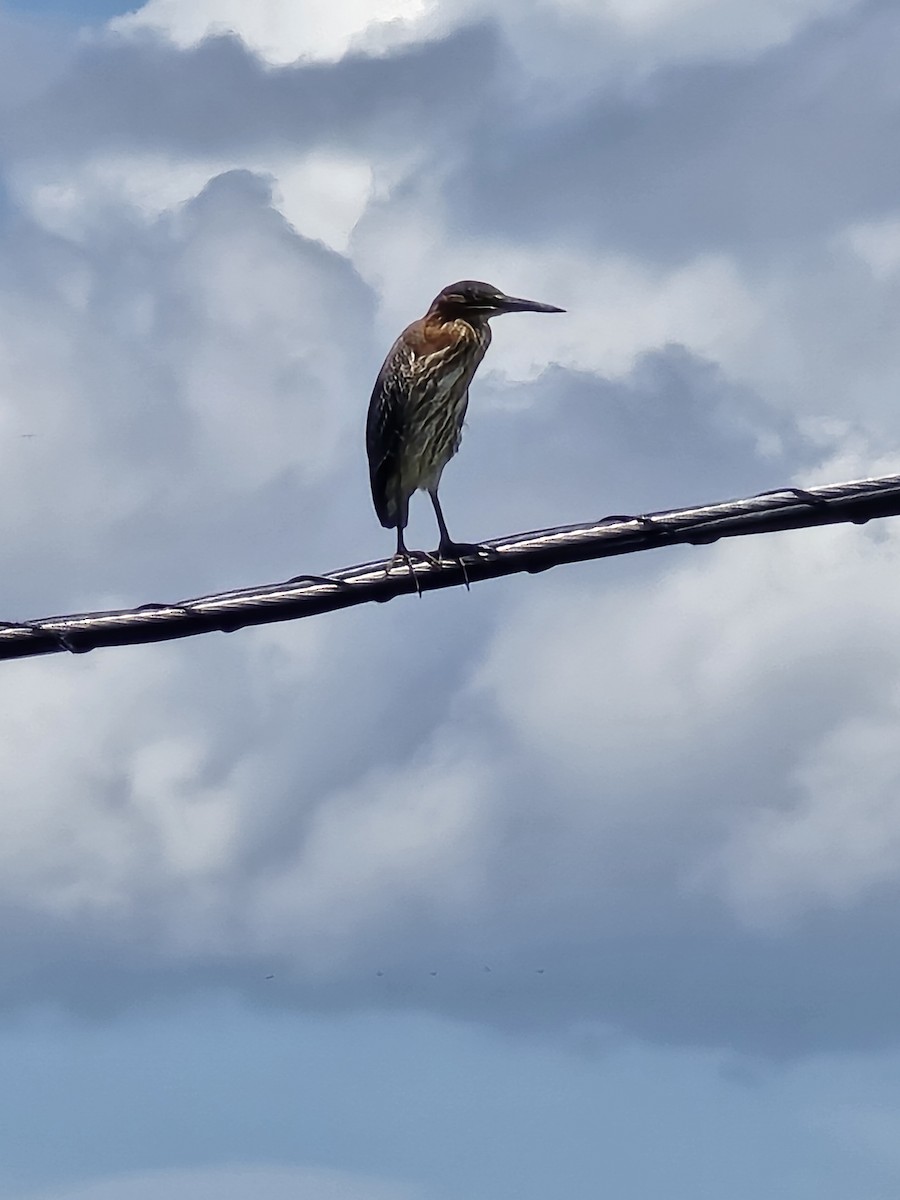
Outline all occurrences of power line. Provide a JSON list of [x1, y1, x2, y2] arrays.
[[1, 471, 898, 664]]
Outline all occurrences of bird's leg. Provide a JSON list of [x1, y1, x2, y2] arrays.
[[429, 491, 497, 579], [387, 526, 421, 596], [385, 527, 439, 597]]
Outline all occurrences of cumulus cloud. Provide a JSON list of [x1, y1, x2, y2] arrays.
[[110, 0, 429, 64], [0, 0, 899, 1061], [110, 0, 870, 83]]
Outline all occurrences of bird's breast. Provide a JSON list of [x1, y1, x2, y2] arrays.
[[399, 318, 490, 487]]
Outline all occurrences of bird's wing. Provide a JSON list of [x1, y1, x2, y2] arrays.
[[366, 338, 415, 528]]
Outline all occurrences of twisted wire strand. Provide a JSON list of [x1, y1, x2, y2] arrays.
[[1, 472, 898, 664]]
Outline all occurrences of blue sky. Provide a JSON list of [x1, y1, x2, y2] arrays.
[[4, 1001, 900, 1200], [1, 1, 900, 1198], [6, 2, 131, 13]]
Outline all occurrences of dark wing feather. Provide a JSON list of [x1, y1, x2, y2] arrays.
[[366, 337, 413, 529]]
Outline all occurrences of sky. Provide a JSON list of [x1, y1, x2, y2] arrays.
[[1, 0, 900, 1197]]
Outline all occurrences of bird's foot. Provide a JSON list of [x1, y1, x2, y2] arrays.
[[435, 539, 498, 591], [387, 549, 440, 570], [385, 549, 439, 596], [437, 539, 498, 563]]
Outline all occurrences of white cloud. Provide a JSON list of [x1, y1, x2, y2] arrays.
[[706, 705, 900, 927], [247, 743, 500, 971], [0, 166, 374, 576], [109, 0, 867, 81], [25, 1164, 422, 1200], [593, 0, 864, 54], [475, 515, 900, 933], [352, 196, 762, 384], [7, 486, 900, 1015], [0, 0, 898, 1061], [9, 150, 374, 255], [843, 213, 900, 281], [0, 644, 251, 932], [110, 0, 430, 64]]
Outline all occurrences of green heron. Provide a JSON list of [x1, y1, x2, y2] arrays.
[[366, 280, 564, 570]]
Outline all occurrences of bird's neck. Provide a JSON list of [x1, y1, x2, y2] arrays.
[[428, 303, 491, 332]]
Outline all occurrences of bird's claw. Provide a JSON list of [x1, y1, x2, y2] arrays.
[[385, 549, 439, 596], [434, 540, 497, 591], [387, 550, 440, 570], [436, 540, 497, 562]]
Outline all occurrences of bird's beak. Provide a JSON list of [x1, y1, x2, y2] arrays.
[[493, 293, 565, 314]]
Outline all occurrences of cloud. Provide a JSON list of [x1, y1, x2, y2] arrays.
[[3, 22, 502, 162], [24, 1164, 422, 1200], [0, 7, 75, 112], [109, 0, 870, 82], [0, 0, 899, 1063], [477, 520, 900, 927], [441, 2, 900, 265], [111, 0, 429, 64], [0, 166, 377, 611]]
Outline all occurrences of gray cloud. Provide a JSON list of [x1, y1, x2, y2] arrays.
[[446, 0, 900, 262], [2, 23, 503, 163], [0, 0, 899, 1062]]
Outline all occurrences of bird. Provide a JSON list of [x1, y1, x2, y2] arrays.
[[366, 280, 564, 572]]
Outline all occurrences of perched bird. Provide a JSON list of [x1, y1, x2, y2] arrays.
[[366, 280, 564, 568]]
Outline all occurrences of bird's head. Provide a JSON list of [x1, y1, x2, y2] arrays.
[[429, 280, 564, 321]]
